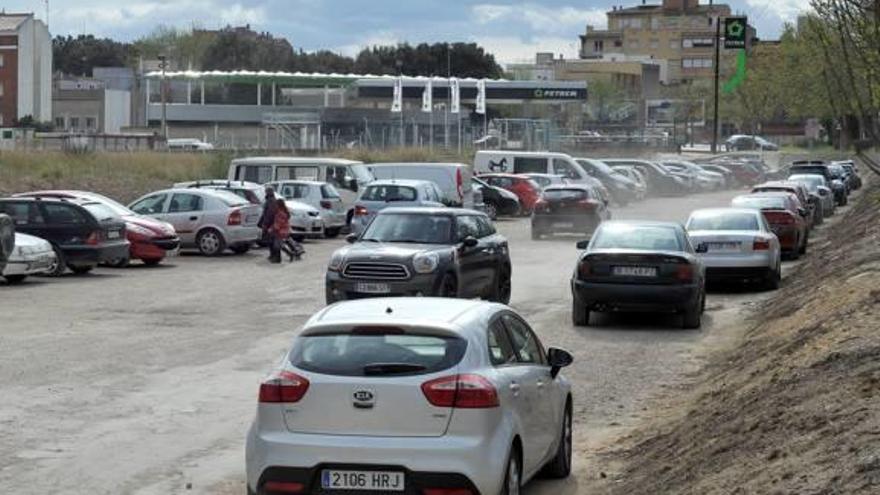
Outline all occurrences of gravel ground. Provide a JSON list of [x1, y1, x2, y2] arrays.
[[1, 188, 775, 495]]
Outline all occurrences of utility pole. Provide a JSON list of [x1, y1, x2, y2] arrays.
[[157, 54, 169, 141], [445, 45, 451, 150], [711, 18, 721, 154]]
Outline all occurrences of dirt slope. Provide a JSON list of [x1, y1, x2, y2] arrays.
[[603, 165, 880, 494]]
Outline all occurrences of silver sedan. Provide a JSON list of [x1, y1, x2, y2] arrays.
[[686, 208, 782, 290], [246, 297, 574, 495]]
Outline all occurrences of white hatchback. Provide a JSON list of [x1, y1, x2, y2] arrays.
[[246, 298, 574, 495]]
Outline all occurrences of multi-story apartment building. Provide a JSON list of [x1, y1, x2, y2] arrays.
[[0, 13, 52, 126], [579, 0, 754, 84]]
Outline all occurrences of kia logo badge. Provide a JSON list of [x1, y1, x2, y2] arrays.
[[353, 390, 375, 408]]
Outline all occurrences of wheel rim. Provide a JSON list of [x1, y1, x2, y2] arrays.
[[200, 232, 220, 254], [507, 456, 520, 495]]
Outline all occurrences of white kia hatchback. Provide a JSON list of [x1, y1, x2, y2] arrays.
[[245, 297, 574, 495]]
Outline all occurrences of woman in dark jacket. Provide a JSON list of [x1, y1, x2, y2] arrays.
[[259, 187, 280, 262]]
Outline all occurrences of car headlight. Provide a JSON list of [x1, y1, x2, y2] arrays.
[[328, 251, 345, 272], [412, 252, 440, 274]]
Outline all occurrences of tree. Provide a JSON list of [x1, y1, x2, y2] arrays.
[[52, 35, 130, 75]]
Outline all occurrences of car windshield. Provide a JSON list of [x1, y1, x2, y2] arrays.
[[81, 202, 121, 221], [290, 332, 467, 377], [592, 224, 683, 251], [361, 213, 452, 244], [732, 196, 787, 210], [543, 189, 589, 201], [688, 212, 760, 231], [362, 185, 418, 202]]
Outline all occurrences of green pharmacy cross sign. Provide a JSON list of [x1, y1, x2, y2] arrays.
[[724, 17, 747, 49]]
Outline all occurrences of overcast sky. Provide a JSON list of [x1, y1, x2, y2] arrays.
[[9, 0, 811, 64]]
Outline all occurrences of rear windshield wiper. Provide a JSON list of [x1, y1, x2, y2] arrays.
[[363, 363, 427, 376]]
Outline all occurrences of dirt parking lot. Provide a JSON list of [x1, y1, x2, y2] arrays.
[[1, 188, 796, 494]]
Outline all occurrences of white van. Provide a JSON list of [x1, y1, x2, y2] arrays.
[[366, 162, 474, 208], [228, 157, 374, 223], [168, 138, 214, 151], [474, 150, 592, 184]]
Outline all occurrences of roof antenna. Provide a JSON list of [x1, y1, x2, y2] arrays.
[[385, 306, 393, 314]]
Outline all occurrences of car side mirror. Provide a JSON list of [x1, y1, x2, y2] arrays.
[[345, 233, 358, 244], [462, 236, 479, 248], [576, 240, 590, 250], [695, 243, 709, 254], [547, 347, 574, 379]]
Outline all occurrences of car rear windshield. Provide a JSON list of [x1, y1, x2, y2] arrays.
[[362, 213, 452, 244], [543, 189, 589, 201], [362, 185, 418, 202], [592, 224, 683, 251], [731, 196, 787, 210], [81, 202, 120, 221], [289, 332, 467, 377], [688, 212, 759, 231]]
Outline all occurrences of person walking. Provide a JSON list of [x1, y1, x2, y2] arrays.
[[259, 187, 280, 262], [272, 198, 303, 262]]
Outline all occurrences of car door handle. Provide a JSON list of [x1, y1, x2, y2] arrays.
[[189, 216, 198, 221]]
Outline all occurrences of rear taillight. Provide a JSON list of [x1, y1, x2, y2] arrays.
[[578, 260, 591, 278], [421, 374, 499, 409], [259, 371, 310, 404], [227, 209, 242, 226], [753, 239, 771, 251], [763, 211, 795, 225], [263, 481, 305, 494], [86, 230, 102, 245], [320, 200, 333, 209], [577, 199, 599, 210], [675, 264, 694, 282], [354, 205, 368, 217]]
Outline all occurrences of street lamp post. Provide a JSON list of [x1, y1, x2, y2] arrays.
[[396, 60, 404, 148], [158, 54, 168, 141]]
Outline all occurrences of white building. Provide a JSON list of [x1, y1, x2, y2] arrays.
[[0, 13, 52, 125]]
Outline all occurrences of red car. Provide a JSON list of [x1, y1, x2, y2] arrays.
[[731, 192, 809, 259], [478, 173, 542, 215], [14, 190, 180, 266]]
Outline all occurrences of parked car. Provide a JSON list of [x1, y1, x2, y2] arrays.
[[725, 134, 779, 151], [731, 193, 809, 259], [129, 188, 261, 256], [228, 157, 375, 225], [574, 158, 639, 205], [472, 177, 521, 218], [0, 197, 129, 275], [787, 161, 847, 206], [752, 181, 819, 228], [609, 166, 648, 200], [604, 159, 689, 196], [479, 173, 543, 215], [246, 297, 574, 495], [532, 184, 611, 240], [0, 214, 14, 276], [686, 208, 782, 289], [167, 138, 214, 151], [15, 190, 180, 267], [474, 150, 594, 187], [835, 161, 862, 190], [787, 174, 836, 218], [367, 162, 475, 208], [694, 155, 767, 186], [350, 180, 446, 234], [662, 161, 726, 191], [697, 164, 735, 187], [571, 221, 706, 329], [326, 208, 511, 304], [2, 232, 56, 284], [520, 173, 566, 189], [827, 163, 854, 195], [265, 180, 346, 238]]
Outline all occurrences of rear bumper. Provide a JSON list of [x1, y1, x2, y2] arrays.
[[246, 427, 507, 495], [291, 218, 325, 238], [63, 241, 130, 265], [572, 279, 701, 312], [705, 266, 773, 282], [698, 252, 774, 269], [226, 226, 261, 246], [2, 252, 56, 276]]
